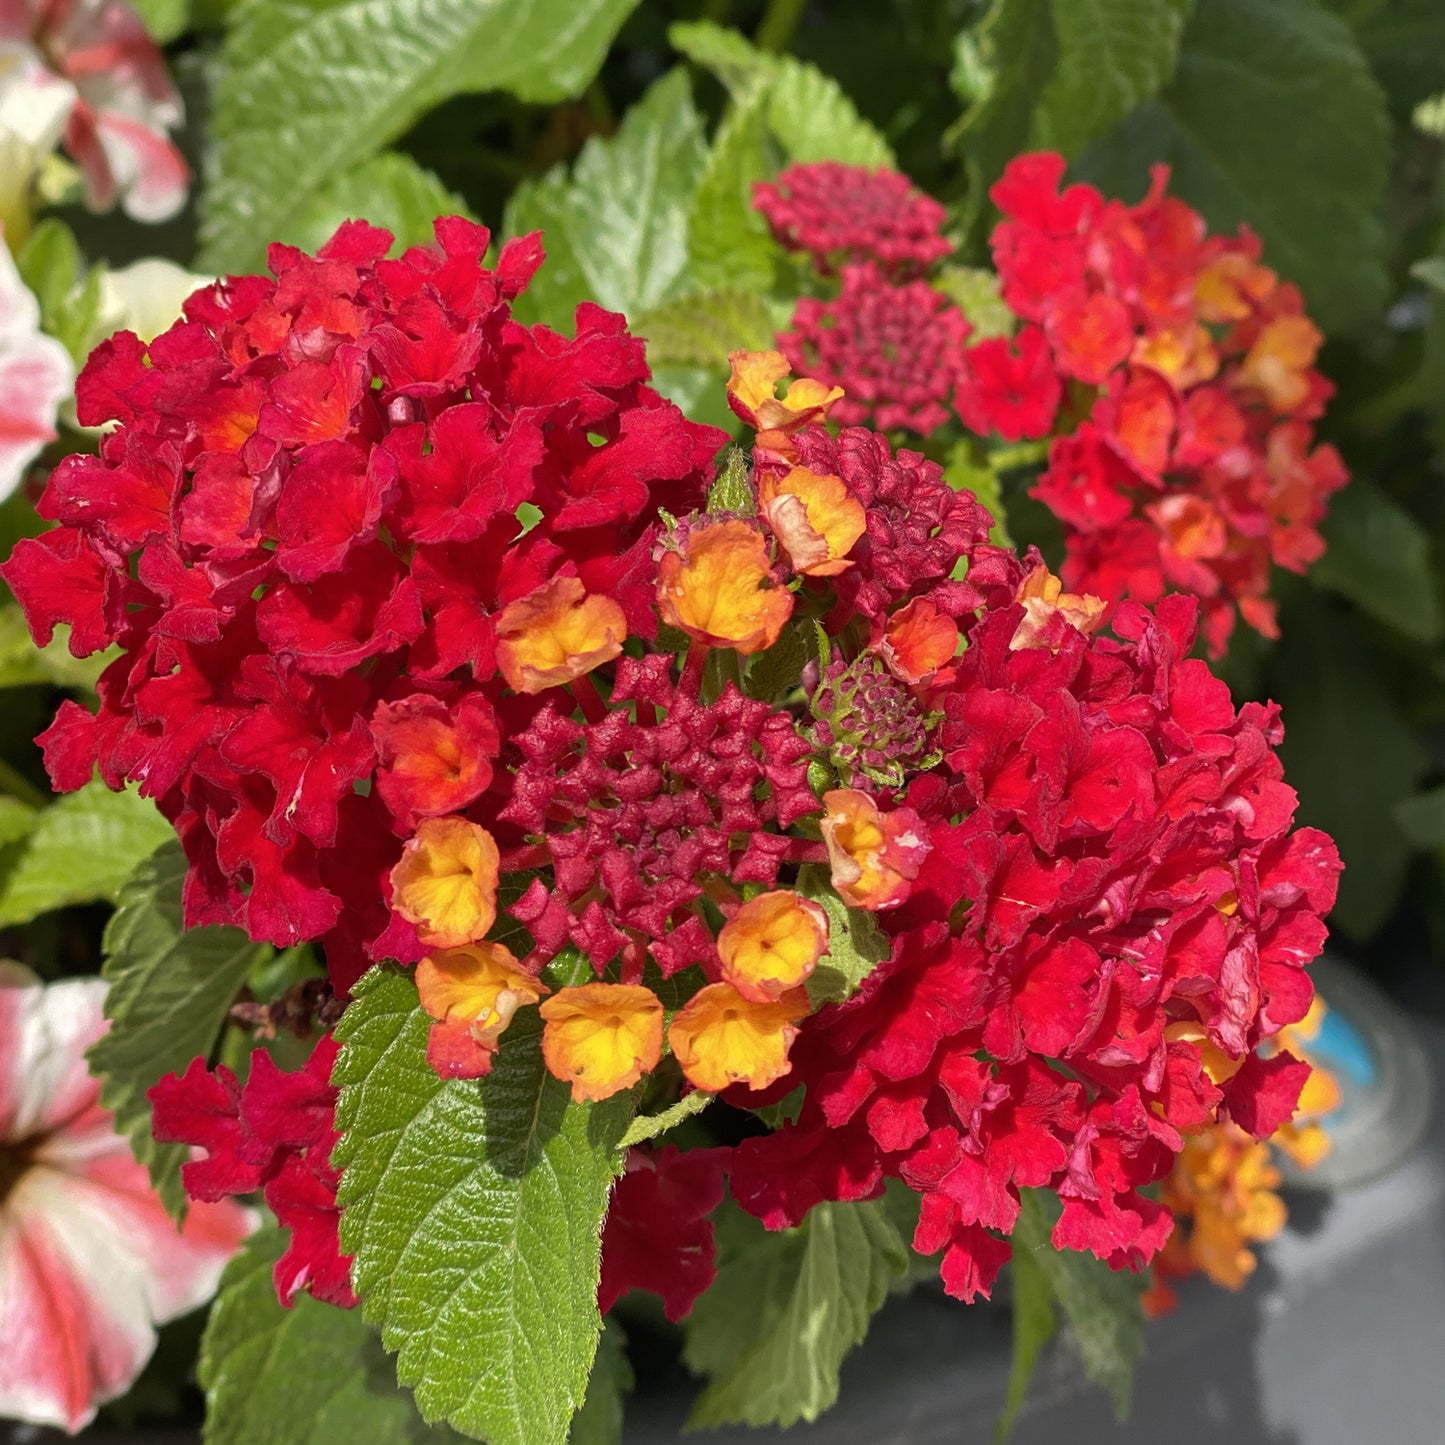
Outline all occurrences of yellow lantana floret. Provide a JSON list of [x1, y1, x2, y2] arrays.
[[716, 890, 828, 1003], [667, 982, 809, 1094], [1009, 564, 1107, 652], [656, 519, 793, 655], [494, 575, 627, 694], [415, 940, 549, 1078], [539, 983, 664, 1103], [726, 350, 844, 433], [390, 815, 500, 948]]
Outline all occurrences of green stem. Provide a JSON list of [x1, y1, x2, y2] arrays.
[[755, 0, 807, 53], [0, 757, 49, 810]]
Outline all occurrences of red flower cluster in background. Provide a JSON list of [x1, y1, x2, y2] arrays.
[[961, 153, 1348, 655], [2, 218, 725, 987]]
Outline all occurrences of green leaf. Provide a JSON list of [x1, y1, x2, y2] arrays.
[[278, 152, 472, 258], [129, 0, 190, 42], [617, 1088, 713, 1148], [87, 841, 267, 1221], [0, 797, 36, 850], [998, 1239, 1057, 1441], [688, 82, 777, 296], [505, 69, 708, 334], [1332, 0, 1445, 117], [684, 1198, 908, 1428], [1033, 0, 1193, 155], [933, 265, 1015, 341], [632, 290, 775, 372], [1013, 1190, 1143, 1419], [332, 968, 635, 1445], [1076, 0, 1390, 333], [1413, 257, 1445, 294], [1310, 480, 1440, 644], [0, 604, 116, 692], [1396, 784, 1445, 849], [670, 21, 895, 169], [795, 863, 891, 1006], [0, 781, 174, 927], [200, 1223, 463, 1445], [1272, 596, 1425, 939], [568, 1318, 633, 1445], [201, 0, 642, 271], [15, 218, 107, 368]]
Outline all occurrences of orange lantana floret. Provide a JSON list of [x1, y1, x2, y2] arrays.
[[495, 575, 627, 694], [389, 816, 500, 948], [1009, 564, 1107, 652], [716, 890, 829, 1003], [1237, 314, 1323, 413], [539, 983, 664, 1103], [820, 788, 930, 911], [416, 940, 548, 1079], [881, 597, 959, 685], [757, 466, 865, 578], [656, 519, 793, 655], [726, 349, 843, 435], [667, 982, 809, 1094]]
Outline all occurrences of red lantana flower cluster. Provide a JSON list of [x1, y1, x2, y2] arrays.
[[6, 212, 1338, 1330], [960, 153, 1348, 655]]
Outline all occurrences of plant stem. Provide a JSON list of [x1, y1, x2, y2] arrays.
[[755, 0, 806, 53], [0, 758, 48, 810]]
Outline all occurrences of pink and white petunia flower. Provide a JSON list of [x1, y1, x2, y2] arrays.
[[0, 0, 188, 222], [0, 963, 253, 1434], [0, 225, 72, 501]]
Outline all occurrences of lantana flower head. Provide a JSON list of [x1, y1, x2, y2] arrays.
[[0, 0, 188, 221], [0, 966, 252, 1431], [752, 161, 953, 274], [960, 152, 1347, 655], [8, 228, 1339, 1337], [779, 262, 973, 435]]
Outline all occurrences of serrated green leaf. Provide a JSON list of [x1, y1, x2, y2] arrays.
[[684, 1198, 908, 1428], [998, 1238, 1057, 1440], [618, 1088, 713, 1148], [688, 83, 776, 296], [744, 618, 809, 702], [278, 152, 472, 258], [568, 1318, 633, 1445], [633, 291, 775, 372], [1034, 0, 1193, 155], [1273, 596, 1425, 939], [17, 219, 82, 328], [333, 968, 635, 1445], [1076, 0, 1390, 333], [1013, 1190, 1143, 1419], [705, 445, 755, 515], [200, 1222, 463, 1445], [933, 265, 1014, 340], [670, 21, 895, 169], [1310, 480, 1440, 644], [0, 781, 174, 927], [762, 53, 895, 170], [505, 69, 708, 334], [795, 863, 891, 1006], [87, 841, 267, 1221], [201, 0, 641, 271]]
